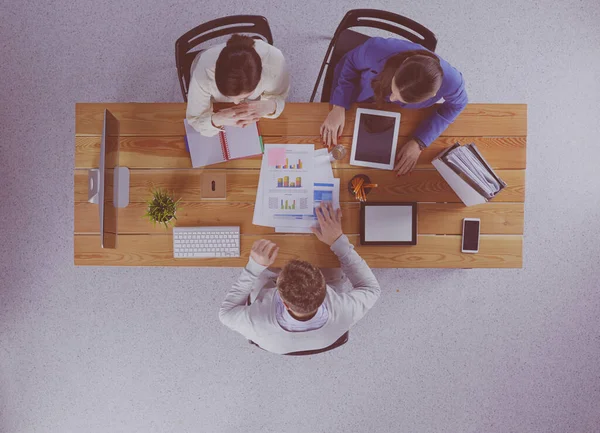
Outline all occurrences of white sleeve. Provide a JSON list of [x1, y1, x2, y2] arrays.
[[330, 235, 381, 325], [260, 46, 290, 119], [186, 71, 222, 137], [218, 257, 267, 336]]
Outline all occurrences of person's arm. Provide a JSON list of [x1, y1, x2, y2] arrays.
[[218, 240, 279, 335], [330, 235, 381, 324], [218, 256, 267, 334], [330, 38, 380, 110], [186, 72, 223, 137], [412, 66, 468, 146], [260, 46, 289, 119], [311, 202, 381, 324]]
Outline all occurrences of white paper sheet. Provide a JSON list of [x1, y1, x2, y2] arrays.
[[314, 148, 334, 181], [253, 145, 341, 231], [184, 120, 226, 168], [273, 179, 340, 232], [253, 144, 316, 227]]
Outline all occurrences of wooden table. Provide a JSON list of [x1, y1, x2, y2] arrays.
[[75, 102, 526, 268]]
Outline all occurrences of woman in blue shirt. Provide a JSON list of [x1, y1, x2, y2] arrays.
[[320, 37, 467, 175]]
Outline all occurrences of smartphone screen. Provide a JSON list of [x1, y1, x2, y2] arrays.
[[462, 220, 480, 252]]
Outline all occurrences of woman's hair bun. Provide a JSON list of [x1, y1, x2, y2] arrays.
[[227, 34, 255, 49]]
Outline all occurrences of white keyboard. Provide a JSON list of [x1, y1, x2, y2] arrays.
[[173, 226, 240, 258]]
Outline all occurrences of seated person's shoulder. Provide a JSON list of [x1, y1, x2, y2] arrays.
[[190, 43, 226, 76], [256, 40, 285, 63], [379, 37, 425, 51], [321, 289, 357, 326], [359, 37, 423, 62]]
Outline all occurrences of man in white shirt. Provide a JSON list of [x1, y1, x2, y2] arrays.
[[219, 202, 381, 355]]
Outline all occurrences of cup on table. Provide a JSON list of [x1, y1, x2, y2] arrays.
[[330, 144, 347, 161]]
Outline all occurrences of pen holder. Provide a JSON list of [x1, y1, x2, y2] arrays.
[[348, 174, 372, 202]]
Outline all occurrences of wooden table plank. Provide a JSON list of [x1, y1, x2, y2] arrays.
[[75, 136, 526, 170], [76, 103, 527, 137], [75, 202, 524, 235], [74, 168, 525, 204], [74, 234, 523, 268]]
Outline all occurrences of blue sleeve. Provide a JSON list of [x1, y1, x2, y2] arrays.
[[413, 65, 468, 146], [330, 38, 381, 110]]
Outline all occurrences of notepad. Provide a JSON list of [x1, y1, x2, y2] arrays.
[[184, 120, 264, 168]]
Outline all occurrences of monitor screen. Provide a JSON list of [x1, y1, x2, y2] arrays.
[[101, 110, 119, 248], [354, 113, 397, 164]]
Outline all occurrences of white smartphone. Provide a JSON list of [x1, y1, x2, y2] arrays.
[[462, 218, 481, 253]]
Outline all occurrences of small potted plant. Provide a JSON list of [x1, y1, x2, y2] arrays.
[[144, 188, 181, 228]]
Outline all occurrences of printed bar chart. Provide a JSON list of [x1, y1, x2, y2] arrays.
[[279, 199, 296, 210], [275, 158, 303, 170], [276, 176, 303, 188]]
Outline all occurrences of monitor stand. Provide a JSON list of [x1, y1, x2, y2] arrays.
[[87, 166, 130, 207]]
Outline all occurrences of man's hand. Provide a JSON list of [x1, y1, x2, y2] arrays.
[[394, 139, 422, 176], [250, 239, 279, 267], [320, 105, 345, 147], [311, 202, 343, 246]]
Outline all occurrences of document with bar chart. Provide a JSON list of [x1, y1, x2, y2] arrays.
[[254, 144, 315, 226], [273, 179, 341, 233], [265, 144, 314, 215]]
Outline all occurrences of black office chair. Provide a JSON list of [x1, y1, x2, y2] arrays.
[[246, 295, 350, 356], [310, 9, 438, 103], [249, 331, 350, 356], [175, 15, 274, 102]]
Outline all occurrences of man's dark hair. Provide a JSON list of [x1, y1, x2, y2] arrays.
[[278, 260, 326, 315]]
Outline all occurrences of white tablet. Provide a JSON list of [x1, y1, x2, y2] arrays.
[[360, 202, 417, 245], [350, 108, 401, 170]]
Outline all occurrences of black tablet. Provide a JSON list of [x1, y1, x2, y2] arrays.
[[350, 108, 401, 170]]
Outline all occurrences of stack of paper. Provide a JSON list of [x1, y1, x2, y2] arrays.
[[442, 143, 506, 199], [253, 145, 340, 233]]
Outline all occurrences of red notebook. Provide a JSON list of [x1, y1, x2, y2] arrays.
[[184, 120, 264, 168]]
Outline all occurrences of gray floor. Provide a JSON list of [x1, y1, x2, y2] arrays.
[[1, 0, 599, 432]]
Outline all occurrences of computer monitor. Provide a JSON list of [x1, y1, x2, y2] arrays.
[[87, 110, 130, 248], [100, 109, 120, 248]]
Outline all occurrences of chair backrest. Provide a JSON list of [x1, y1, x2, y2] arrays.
[[246, 295, 350, 355], [249, 331, 350, 356], [175, 15, 274, 102], [310, 9, 438, 102], [285, 331, 349, 356]]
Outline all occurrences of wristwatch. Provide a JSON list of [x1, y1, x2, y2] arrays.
[[413, 137, 427, 151]]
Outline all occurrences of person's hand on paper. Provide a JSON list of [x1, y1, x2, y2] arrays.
[[311, 202, 343, 246], [320, 105, 345, 148], [394, 139, 422, 176], [250, 239, 279, 267]]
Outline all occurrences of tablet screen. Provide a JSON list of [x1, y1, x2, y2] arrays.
[[365, 205, 413, 242], [354, 113, 397, 164]]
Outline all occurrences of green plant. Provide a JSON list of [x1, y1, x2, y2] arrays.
[[144, 189, 181, 228]]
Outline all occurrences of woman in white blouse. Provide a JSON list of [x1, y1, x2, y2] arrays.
[[186, 34, 290, 136]]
